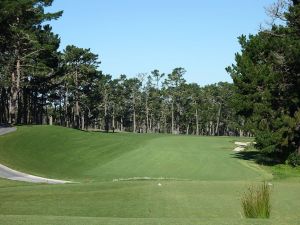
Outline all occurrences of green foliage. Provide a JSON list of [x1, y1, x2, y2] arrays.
[[60, 45, 100, 128], [269, 164, 300, 180], [286, 152, 300, 166], [0, 0, 63, 124], [241, 182, 271, 218], [227, 2, 300, 162], [0, 0, 243, 135]]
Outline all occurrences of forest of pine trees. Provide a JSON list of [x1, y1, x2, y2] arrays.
[[1, 0, 299, 164], [0, 0, 244, 136]]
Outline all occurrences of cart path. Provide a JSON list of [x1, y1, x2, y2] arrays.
[[0, 126, 16, 136], [0, 126, 71, 184]]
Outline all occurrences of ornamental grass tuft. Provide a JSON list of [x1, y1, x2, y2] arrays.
[[241, 182, 271, 218]]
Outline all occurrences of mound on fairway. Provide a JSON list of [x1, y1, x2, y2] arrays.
[[0, 126, 269, 182], [0, 126, 300, 225]]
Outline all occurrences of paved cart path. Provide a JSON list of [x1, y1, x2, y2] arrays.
[[0, 126, 71, 184], [0, 126, 16, 136]]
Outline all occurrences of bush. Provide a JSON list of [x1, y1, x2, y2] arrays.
[[286, 153, 300, 167], [241, 182, 271, 218]]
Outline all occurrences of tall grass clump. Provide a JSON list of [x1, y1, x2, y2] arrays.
[[241, 182, 271, 218]]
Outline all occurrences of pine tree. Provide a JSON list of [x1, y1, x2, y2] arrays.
[[227, 1, 300, 163]]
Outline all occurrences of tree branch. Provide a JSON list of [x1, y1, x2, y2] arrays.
[[20, 49, 44, 60]]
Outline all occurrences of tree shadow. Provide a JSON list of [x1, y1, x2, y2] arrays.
[[0, 123, 12, 128], [232, 151, 279, 166], [232, 151, 259, 161]]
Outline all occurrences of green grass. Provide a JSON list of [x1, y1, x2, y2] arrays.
[[0, 179, 299, 224], [0, 126, 269, 182], [267, 164, 300, 181], [0, 125, 299, 225]]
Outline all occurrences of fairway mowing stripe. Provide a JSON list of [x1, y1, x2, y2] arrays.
[[236, 159, 273, 180]]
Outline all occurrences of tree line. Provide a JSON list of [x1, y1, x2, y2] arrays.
[[0, 0, 244, 136], [0, 0, 299, 164]]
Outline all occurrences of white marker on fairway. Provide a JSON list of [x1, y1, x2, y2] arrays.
[[158, 183, 162, 186]]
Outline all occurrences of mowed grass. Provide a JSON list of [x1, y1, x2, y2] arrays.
[[0, 126, 269, 182], [0, 126, 299, 225], [0, 179, 299, 225]]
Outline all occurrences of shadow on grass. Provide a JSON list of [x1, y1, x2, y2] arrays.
[[0, 123, 13, 128], [232, 151, 279, 166]]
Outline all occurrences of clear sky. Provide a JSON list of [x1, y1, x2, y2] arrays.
[[47, 0, 275, 85]]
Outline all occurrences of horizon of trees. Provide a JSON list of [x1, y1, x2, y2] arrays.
[[0, 0, 299, 164], [0, 0, 246, 137]]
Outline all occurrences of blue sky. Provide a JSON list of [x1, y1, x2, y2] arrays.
[[47, 0, 275, 85]]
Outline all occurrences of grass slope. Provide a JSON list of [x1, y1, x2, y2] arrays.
[[0, 126, 269, 182], [0, 126, 299, 225]]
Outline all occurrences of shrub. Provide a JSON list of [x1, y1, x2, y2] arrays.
[[241, 182, 271, 218], [286, 152, 300, 167]]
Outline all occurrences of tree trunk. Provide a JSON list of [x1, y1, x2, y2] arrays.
[[64, 85, 69, 127], [121, 117, 123, 131], [104, 89, 108, 118], [0, 88, 8, 124], [74, 69, 80, 129], [164, 114, 167, 133], [239, 129, 244, 137], [149, 115, 152, 133], [133, 108, 136, 133], [112, 105, 115, 132], [81, 114, 85, 130], [104, 89, 109, 132], [133, 93, 136, 133], [195, 108, 199, 135], [59, 98, 62, 125], [9, 57, 21, 124], [171, 101, 174, 134], [215, 103, 222, 136], [146, 97, 149, 133], [49, 116, 53, 125], [209, 121, 213, 136], [186, 124, 189, 135], [239, 119, 245, 137], [27, 91, 31, 124]]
